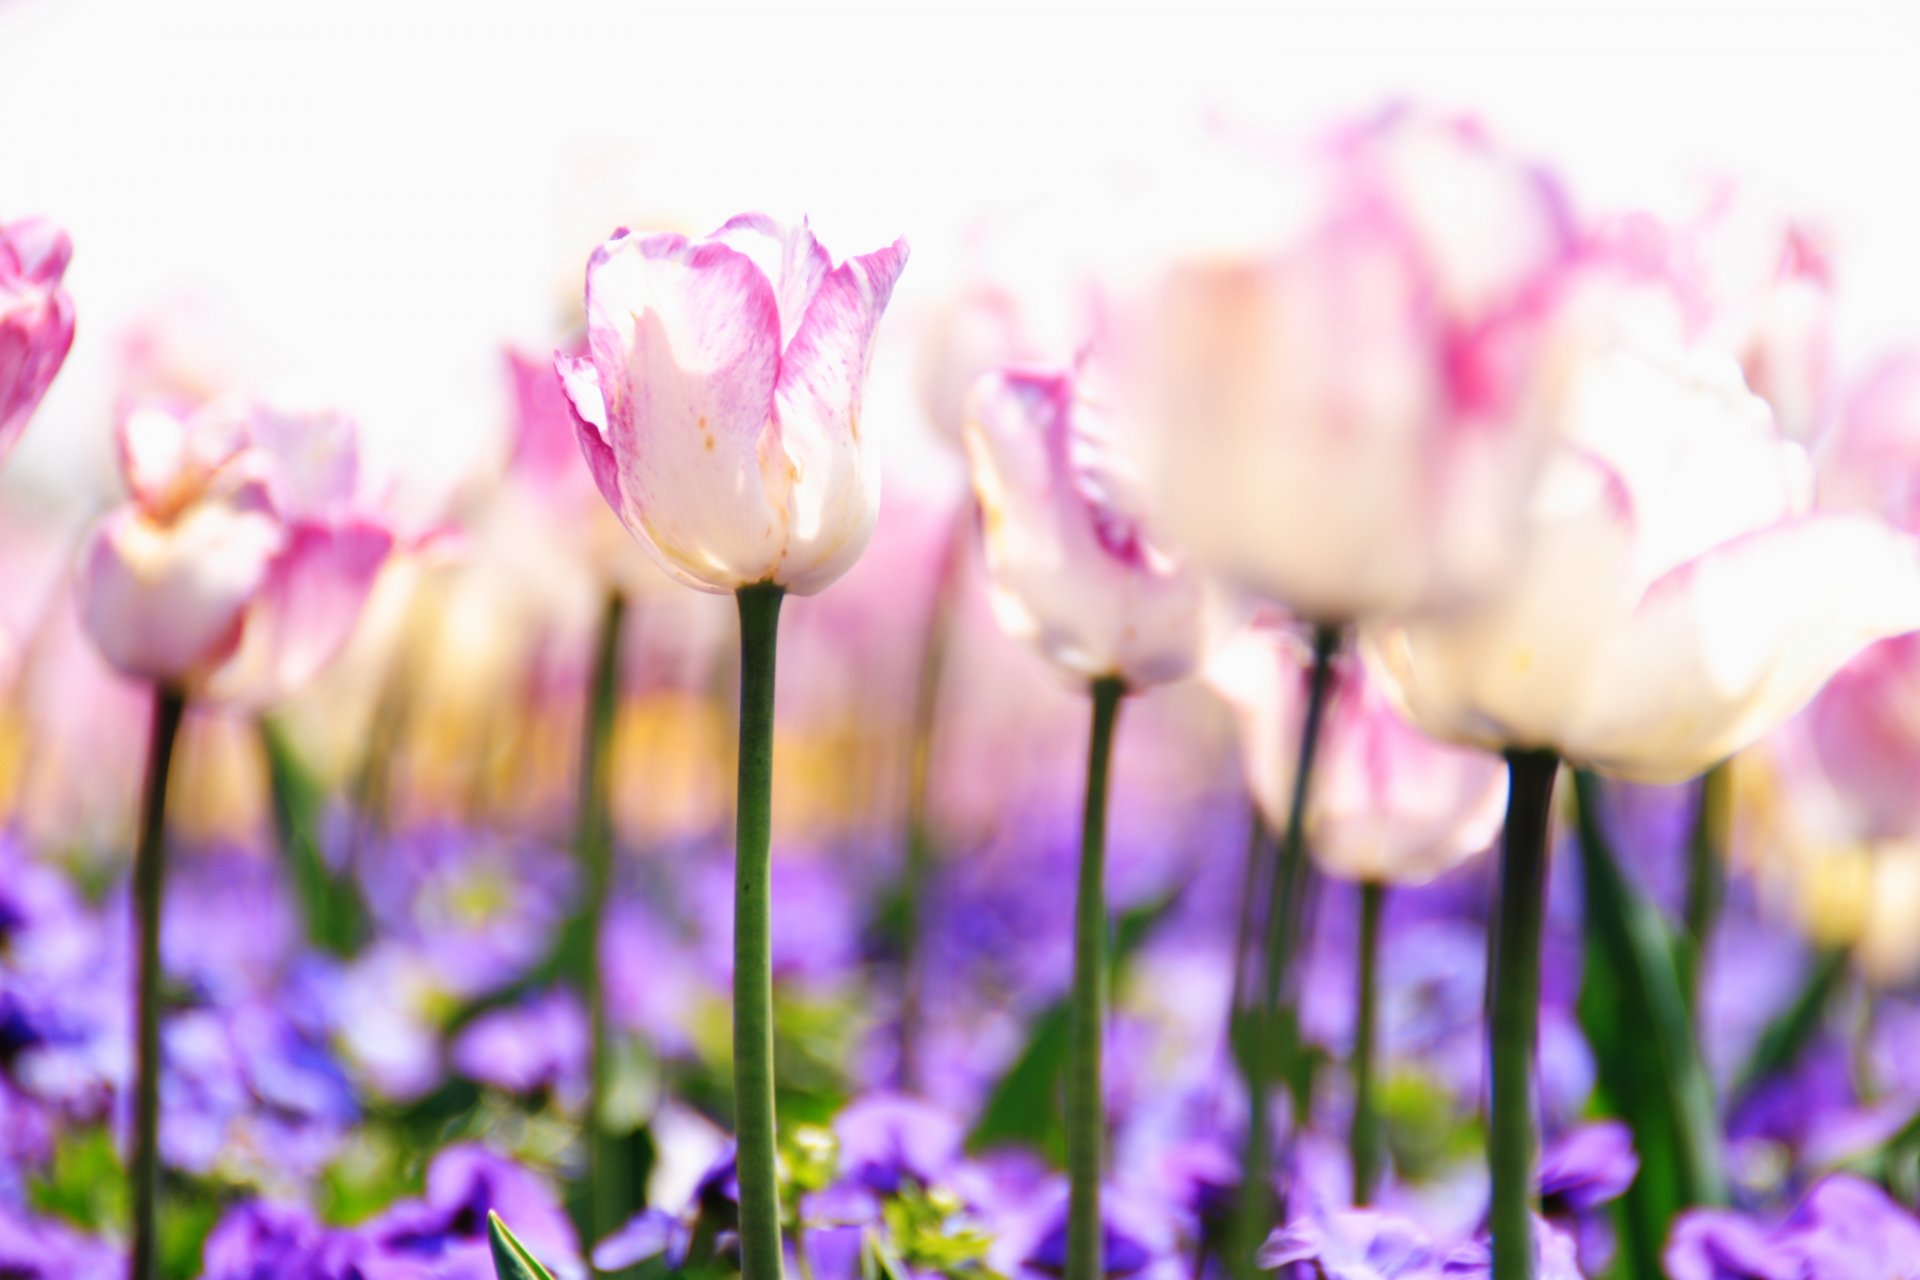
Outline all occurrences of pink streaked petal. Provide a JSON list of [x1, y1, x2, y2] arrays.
[[554, 350, 621, 513], [117, 407, 194, 511], [238, 400, 362, 521], [582, 231, 786, 591], [770, 237, 907, 594], [506, 345, 584, 488], [203, 520, 394, 706], [1572, 515, 1920, 782], [76, 506, 283, 685], [713, 213, 833, 348], [0, 284, 75, 464], [1, 219, 73, 284]]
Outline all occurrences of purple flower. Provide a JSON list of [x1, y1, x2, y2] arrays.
[[1538, 1122, 1638, 1215], [1664, 1209, 1793, 1280], [362, 1143, 581, 1278], [450, 988, 588, 1104], [0, 1202, 119, 1280], [833, 1093, 963, 1197], [1259, 1208, 1584, 1280], [198, 1200, 363, 1280]]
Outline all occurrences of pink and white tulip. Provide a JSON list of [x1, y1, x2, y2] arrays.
[[0, 218, 76, 467], [964, 364, 1203, 689], [1364, 238, 1920, 784], [1816, 353, 1920, 532], [77, 396, 394, 704], [1137, 108, 1574, 623], [557, 214, 908, 596], [1210, 615, 1506, 885]]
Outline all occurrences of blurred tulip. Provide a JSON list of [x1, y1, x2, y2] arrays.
[[77, 396, 394, 703], [1365, 256, 1920, 785], [1210, 618, 1505, 886], [1745, 632, 1920, 983], [1138, 108, 1573, 623], [1817, 352, 1920, 532], [1687, 192, 1835, 445], [557, 214, 908, 596], [964, 364, 1203, 690], [0, 218, 76, 467]]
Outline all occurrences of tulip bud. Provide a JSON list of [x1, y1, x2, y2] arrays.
[[1365, 253, 1920, 784], [964, 364, 1203, 689], [78, 396, 394, 703], [557, 214, 908, 596], [0, 218, 76, 467], [1210, 616, 1506, 885]]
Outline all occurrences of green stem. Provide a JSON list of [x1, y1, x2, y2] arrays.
[[1350, 881, 1386, 1205], [1068, 677, 1125, 1280], [1682, 763, 1731, 1016], [130, 686, 186, 1280], [1232, 622, 1340, 1278], [897, 504, 967, 1088], [1489, 750, 1558, 1280], [578, 590, 628, 1248], [734, 584, 786, 1280]]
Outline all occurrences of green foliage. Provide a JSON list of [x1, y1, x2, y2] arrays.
[[1377, 1068, 1484, 1183], [260, 716, 372, 956], [968, 888, 1181, 1157], [1571, 771, 1726, 1280], [28, 1126, 129, 1233], [488, 1210, 558, 1280], [880, 1183, 1003, 1279]]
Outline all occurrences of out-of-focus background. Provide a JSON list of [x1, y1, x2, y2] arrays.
[[6, 0, 1919, 512]]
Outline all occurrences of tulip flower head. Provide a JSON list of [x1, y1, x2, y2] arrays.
[[1365, 239, 1920, 784], [1139, 108, 1574, 623], [1210, 616, 1506, 885], [557, 214, 908, 596], [1744, 633, 1920, 983], [78, 396, 394, 703], [964, 363, 1204, 690], [0, 218, 76, 467]]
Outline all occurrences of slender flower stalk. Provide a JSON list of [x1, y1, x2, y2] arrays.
[[1350, 880, 1386, 1205], [1067, 677, 1125, 1280], [130, 686, 187, 1280], [576, 589, 628, 1243], [734, 583, 786, 1280], [1232, 622, 1340, 1277], [897, 504, 969, 1086], [1683, 762, 1731, 1015], [1488, 750, 1559, 1280]]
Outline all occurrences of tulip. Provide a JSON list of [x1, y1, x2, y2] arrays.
[[965, 365, 1205, 689], [1210, 615, 1505, 1204], [962, 359, 1200, 1280], [1129, 113, 1571, 1268], [1139, 107, 1573, 627], [1746, 632, 1920, 984], [1817, 351, 1920, 532], [560, 213, 906, 1280], [74, 394, 392, 1280], [0, 218, 76, 467], [79, 397, 394, 701], [1362, 234, 1920, 1280], [556, 213, 908, 598]]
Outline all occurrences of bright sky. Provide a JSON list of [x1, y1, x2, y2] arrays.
[[5, 0, 1918, 517]]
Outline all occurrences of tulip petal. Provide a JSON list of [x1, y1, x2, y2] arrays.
[[203, 520, 394, 706], [771, 237, 907, 595], [554, 351, 622, 513], [581, 230, 786, 593], [1568, 516, 1920, 782], [78, 506, 283, 684], [713, 213, 833, 347]]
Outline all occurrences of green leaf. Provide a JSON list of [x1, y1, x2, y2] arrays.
[[967, 887, 1181, 1157], [488, 1210, 558, 1280], [260, 716, 372, 956], [1571, 771, 1727, 1280], [1730, 945, 1849, 1104]]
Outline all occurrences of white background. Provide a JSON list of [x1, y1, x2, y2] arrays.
[[4, 0, 1917, 512]]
